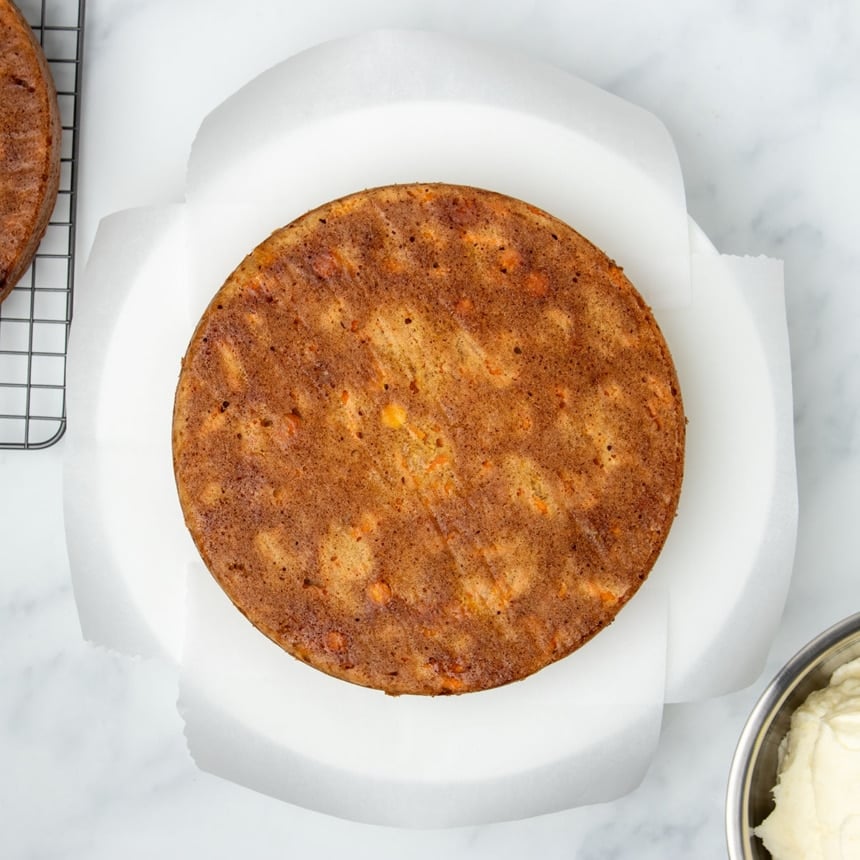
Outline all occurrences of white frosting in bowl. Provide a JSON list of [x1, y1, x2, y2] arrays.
[[756, 657, 860, 860]]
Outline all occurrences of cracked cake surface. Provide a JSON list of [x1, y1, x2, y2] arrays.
[[172, 182, 685, 695]]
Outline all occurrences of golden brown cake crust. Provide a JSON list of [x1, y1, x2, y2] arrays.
[[173, 183, 685, 695], [0, 0, 61, 303]]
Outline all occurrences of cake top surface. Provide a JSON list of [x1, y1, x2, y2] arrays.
[[172, 182, 685, 695]]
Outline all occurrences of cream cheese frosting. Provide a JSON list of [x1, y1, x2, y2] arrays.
[[756, 656, 860, 860]]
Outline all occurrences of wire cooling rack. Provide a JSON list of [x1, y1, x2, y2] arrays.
[[0, 0, 85, 449]]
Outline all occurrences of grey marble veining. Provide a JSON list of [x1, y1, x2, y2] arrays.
[[3, 0, 859, 856]]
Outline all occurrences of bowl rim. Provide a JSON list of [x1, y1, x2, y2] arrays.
[[725, 610, 860, 859]]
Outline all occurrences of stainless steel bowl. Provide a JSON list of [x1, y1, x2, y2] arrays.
[[726, 612, 860, 859]]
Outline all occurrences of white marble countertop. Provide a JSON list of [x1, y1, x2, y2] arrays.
[[2, 0, 859, 856]]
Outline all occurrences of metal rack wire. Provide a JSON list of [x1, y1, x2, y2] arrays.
[[0, 0, 85, 449]]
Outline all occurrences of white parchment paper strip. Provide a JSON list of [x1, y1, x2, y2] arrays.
[[179, 561, 667, 827], [64, 207, 196, 658], [654, 252, 796, 700], [186, 29, 691, 315]]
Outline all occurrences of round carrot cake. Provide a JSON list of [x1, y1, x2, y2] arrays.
[[0, 0, 61, 303], [172, 183, 685, 695]]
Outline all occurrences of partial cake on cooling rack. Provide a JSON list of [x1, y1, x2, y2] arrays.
[[0, 0, 61, 303]]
